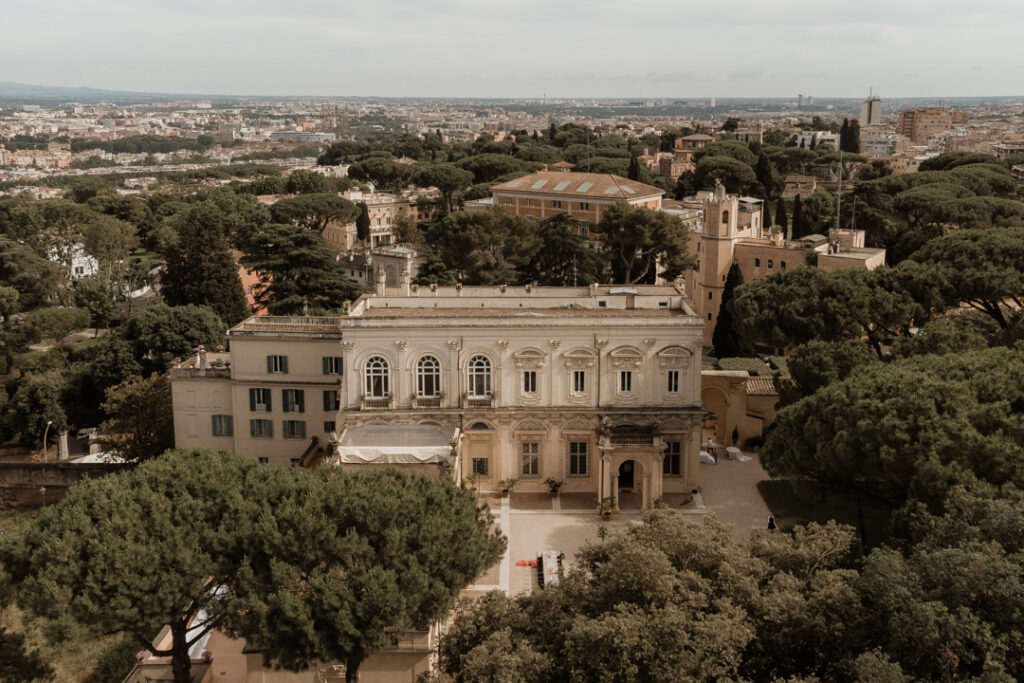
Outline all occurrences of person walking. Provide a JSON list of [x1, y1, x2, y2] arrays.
[[706, 436, 716, 457], [768, 514, 777, 533]]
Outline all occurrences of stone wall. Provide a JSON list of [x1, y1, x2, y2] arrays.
[[0, 462, 126, 505]]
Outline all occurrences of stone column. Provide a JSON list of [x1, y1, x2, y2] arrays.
[[642, 471, 652, 510]]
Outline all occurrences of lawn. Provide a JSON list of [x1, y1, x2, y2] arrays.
[[757, 479, 895, 553]]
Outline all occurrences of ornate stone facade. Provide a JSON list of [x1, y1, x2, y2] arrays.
[[170, 285, 705, 509]]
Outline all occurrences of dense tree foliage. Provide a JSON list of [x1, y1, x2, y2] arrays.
[[97, 372, 174, 462], [592, 203, 694, 284], [242, 224, 363, 314], [0, 451, 505, 683]]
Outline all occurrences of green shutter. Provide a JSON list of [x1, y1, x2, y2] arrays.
[[225, 416, 233, 436], [323, 357, 330, 374], [296, 390, 304, 413], [249, 389, 256, 411], [249, 419, 256, 437], [282, 356, 289, 373], [267, 356, 273, 372]]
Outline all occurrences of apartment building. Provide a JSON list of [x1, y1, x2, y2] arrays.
[[897, 108, 968, 144], [170, 284, 705, 511], [321, 190, 443, 251], [489, 169, 663, 235]]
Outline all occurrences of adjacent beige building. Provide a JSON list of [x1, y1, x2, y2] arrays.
[[686, 185, 886, 345], [171, 284, 705, 510]]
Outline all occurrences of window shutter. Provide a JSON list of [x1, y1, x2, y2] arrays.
[[266, 392, 271, 412], [266, 356, 273, 373], [225, 416, 233, 435], [323, 357, 330, 374], [296, 390, 304, 413], [249, 389, 256, 411], [282, 356, 288, 373], [323, 391, 331, 411], [249, 420, 256, 437]]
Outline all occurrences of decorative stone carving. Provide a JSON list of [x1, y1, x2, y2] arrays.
[[395, 340, 408, 350], [341, 341, 356, 351], [656, 345, 693, 369], [497, 339, 511, 350]]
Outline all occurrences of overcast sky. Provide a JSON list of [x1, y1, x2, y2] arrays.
[[3, 0, 1023, 98]]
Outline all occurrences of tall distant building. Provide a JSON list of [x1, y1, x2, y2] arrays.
[[860, 92, 882, 125], [797, 94, 804, 106], [897, 107, 968, 144]]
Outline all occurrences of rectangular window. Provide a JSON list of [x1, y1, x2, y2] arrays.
[[663, 441, 681, 476], [324, 420, 336, 433], [767, 259, 774, 271], [282, 389, 305, 413], [282, 420, 306, 439], [520, 442, 539, 476], [258, 457, 270, 464], [552, 200, 562, 208], [619, 371, 633, 393], [323, 390, 340, 411], [249, 388, 272, 412], [250, 419, 273, 438], [579, 223, 589, 238], [211, 414, 233, 436], [569, 441, 588, 476], [572, 370, 586, 394], [322, 356, 343, 375], [667, 370, 680, 394], [267, 355, 288, 374], [579, 202, 590, 210], [754, 258, 761, 269], [472, 458, 490, 476], [523, 371, 537, 394]]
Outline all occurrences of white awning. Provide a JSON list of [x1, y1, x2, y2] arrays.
[[336, 424, 459, 465]]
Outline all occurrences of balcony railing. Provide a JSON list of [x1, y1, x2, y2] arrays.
[[610, 434, 654, 446], [412, 396, 443, 408], [465, 393, 494, 408], [361, 395, 393, 410]]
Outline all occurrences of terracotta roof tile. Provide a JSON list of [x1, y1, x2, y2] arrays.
[[491, 171, 663, 201], [745, 376, 778, 396]]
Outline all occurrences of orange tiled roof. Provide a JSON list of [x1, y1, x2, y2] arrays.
[[745, 376, 778, 396], [491, 171, 663, 201]]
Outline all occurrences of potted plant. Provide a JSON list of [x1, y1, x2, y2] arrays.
[[498, 478, 518, 497], [544, 477, 565, 496], [597, 496, 616, 519]]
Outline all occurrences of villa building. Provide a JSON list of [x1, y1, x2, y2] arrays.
[[170, 282, 705, 511]]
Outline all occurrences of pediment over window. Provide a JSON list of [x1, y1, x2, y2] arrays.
[[563, 347, 597, 369], [608, 345, 644, 368], [512, 347, 547, 369], [656, 345, 693, 369], [515, 420, 546, 433]]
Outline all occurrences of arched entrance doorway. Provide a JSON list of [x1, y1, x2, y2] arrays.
[[616, 459, 643, 510], [618, 460, 635, 490]]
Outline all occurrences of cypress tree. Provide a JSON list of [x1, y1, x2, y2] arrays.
[[775, 197, 788, 232], [712, 262, 748, 358], [549, 122, 558, 143], [762, 201, 773, 230], [754, 152, 775, 198], [356, 202, 370, 244], [627, 154, 641, 181], [839, 119, 850, 152], [162, 205, 249, 326], [791, 194, 809, 238]]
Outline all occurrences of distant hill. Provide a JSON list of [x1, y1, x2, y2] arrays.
[[0, 81, 207, 104]]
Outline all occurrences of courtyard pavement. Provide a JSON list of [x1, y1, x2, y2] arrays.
[[468, 449, 771, 597]]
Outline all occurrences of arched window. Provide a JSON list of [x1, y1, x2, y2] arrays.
[[416, 356, 441, 398], [721, 210, 729, 224], [467, 355, 492, 398], [364, 356, 389, 398]]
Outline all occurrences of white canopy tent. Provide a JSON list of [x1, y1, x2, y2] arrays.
[[334, 424, 460, 465]]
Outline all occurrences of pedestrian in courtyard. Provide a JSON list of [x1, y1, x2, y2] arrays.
[[706, 436, 716, 457], [768, 514, 777, 533]]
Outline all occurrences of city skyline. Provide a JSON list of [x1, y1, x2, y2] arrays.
[[3, 0, 1024, 99]]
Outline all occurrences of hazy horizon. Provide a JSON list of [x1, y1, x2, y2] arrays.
[[4, 0, 1024, 99]]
